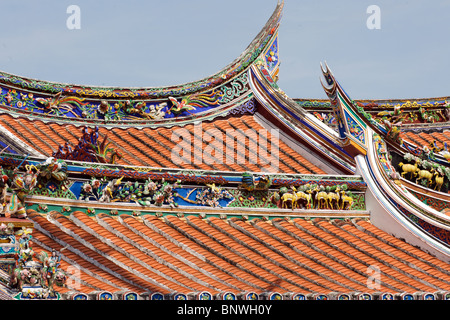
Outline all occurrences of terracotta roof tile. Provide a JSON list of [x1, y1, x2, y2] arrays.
[[20, 210, 450, 297], [0, 113, 333, 174]]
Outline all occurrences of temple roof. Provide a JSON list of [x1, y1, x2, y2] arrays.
[[1, 1, 450, 302], [0, 113, 326, 175], [28, 209, 450, 298]]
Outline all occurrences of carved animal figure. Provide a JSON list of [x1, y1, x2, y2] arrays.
[[28, 267, 43, 287], [309, 185, 320, 209], [295, 191, 312, 209], [10, 267, 30, 291], [281, 192, 297, 209], [434, 172, 444, 192], [327, 189, 340, 210], [340, 191, 353, 210], [398, 161, 418, 180], [315, 189, 329, 209], [168, 97, 197, 115], [54, 269, 67, 288], [240, 172, 256, 192], [167, 90, 222, 116], [415, 169, 433, 187]]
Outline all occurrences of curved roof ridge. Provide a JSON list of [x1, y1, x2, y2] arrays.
[[0, 1, 283, 99]]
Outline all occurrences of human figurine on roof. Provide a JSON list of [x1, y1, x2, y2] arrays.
[[0, 167, 9, 217], [7, 165, 40, 219], [39, 248, 64, 294], [16, 227, 35, 267], [37, 157, 68, 183]]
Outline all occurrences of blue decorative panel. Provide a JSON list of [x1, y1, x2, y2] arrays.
[[381, 293, 394, 300], [198, 291, 212, 300], [269, 292, 283, 300], [124, 292, 138, 300], [265, 37, 279, 74], [151, 292, 164, 300], [344, 109, 365, 145], [222, 292, 236, 300], [424, 293, 435, 300], [99, 292, 113, 300], [173, 293, 187, 300], [245, 292, 259, 300], [292, 293, 306, 300]]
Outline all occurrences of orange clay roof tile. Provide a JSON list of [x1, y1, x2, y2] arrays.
[[0, 113, 331, 174], [22, 210, 450, 296]]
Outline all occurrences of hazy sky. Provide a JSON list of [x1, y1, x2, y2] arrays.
[[1, 0, 449, 100]]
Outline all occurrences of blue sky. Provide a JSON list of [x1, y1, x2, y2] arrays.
[[1, 0, 450, 100]]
